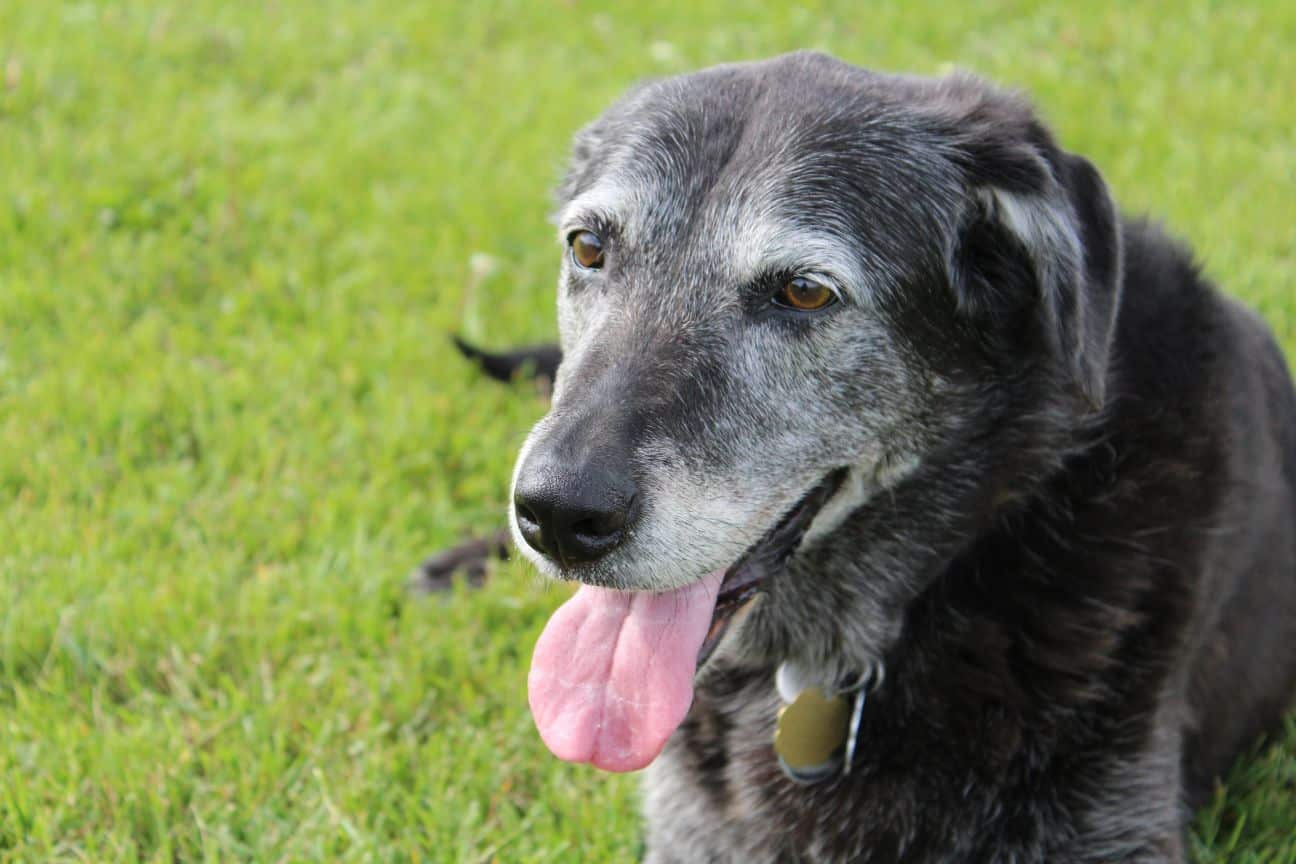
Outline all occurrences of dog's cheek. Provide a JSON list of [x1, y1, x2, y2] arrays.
[[836, 322, 945, 453], [770, 319, 920, 470]]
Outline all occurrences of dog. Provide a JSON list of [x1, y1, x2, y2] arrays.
[[449, 52, 1296, 861]]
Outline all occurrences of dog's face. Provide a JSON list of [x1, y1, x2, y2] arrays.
[[512, 53, 1119, 644]]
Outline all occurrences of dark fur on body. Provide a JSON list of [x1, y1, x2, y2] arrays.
[[476, 53, 1296, 861]]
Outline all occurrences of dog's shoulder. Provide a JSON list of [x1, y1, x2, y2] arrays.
[[1111, 218, 1223, 399], [1108, 215, 1295, 512]]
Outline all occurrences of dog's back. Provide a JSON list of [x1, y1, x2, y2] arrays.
[[1084, 216, 1296, 805], [1163, 230, 1296, 800]]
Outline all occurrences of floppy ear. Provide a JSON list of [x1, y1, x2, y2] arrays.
[[1054, 153, 1122, 408], [951, 139, 1123, 410]]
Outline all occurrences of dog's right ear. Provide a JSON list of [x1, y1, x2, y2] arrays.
[[947, 95, 1122, 411]]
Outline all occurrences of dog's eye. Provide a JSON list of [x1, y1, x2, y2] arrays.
[[569, 230, 605, 270], [773, 277, 836, 311]]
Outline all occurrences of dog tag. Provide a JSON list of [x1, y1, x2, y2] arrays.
[[774, 687, 850, 784]]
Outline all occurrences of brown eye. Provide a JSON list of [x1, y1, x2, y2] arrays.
[[569, 230, 605, 270], [774, 276, 836, 311]]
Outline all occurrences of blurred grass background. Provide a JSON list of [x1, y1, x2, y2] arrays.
[[0, 1, 1292, 861]]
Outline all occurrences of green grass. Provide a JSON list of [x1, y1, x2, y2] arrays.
[[0, 1, 1292, 860]]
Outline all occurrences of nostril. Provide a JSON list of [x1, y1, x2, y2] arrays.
[[577, 496, 630, 536], [565, 515, 625, 564], [515, 500, 539, 528], [571, 516, 623, 542], [513, 491, 552, 557]]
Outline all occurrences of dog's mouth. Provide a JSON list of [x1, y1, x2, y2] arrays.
[[697, 467, 848, 669], [527, 468, 847, 773]]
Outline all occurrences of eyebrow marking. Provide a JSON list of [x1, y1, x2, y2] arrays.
[[722, 217, 881, 306], [555, 179, 638, 243]]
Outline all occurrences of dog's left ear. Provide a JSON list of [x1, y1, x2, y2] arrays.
[[950, 119, 1123, 410]]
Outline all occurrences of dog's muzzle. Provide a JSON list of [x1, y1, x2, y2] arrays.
[[512, 422, 639, 568]]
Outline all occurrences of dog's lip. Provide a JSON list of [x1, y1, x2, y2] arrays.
[[696, 467, 849, 668]]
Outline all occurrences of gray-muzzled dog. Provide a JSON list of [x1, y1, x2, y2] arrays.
[[504, 52, 1296, 862]]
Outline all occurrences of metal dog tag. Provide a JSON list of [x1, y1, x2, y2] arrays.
[[774, 687, 850, 784]]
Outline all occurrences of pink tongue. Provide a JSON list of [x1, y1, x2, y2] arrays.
[[528, 570, 724, 772]]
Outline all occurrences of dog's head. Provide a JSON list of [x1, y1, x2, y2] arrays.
[[518, 53, 1122, 770]]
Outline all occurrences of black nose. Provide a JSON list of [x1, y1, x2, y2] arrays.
[[513, 461, 637, 566]]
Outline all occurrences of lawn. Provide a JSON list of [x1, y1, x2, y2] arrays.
[[0, 1, 1292, 861]]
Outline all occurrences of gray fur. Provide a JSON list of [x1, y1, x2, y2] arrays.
[[511, 52, 1296, 862]]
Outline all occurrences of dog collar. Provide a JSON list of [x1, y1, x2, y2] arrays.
[[773, 661, 883, 784]]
